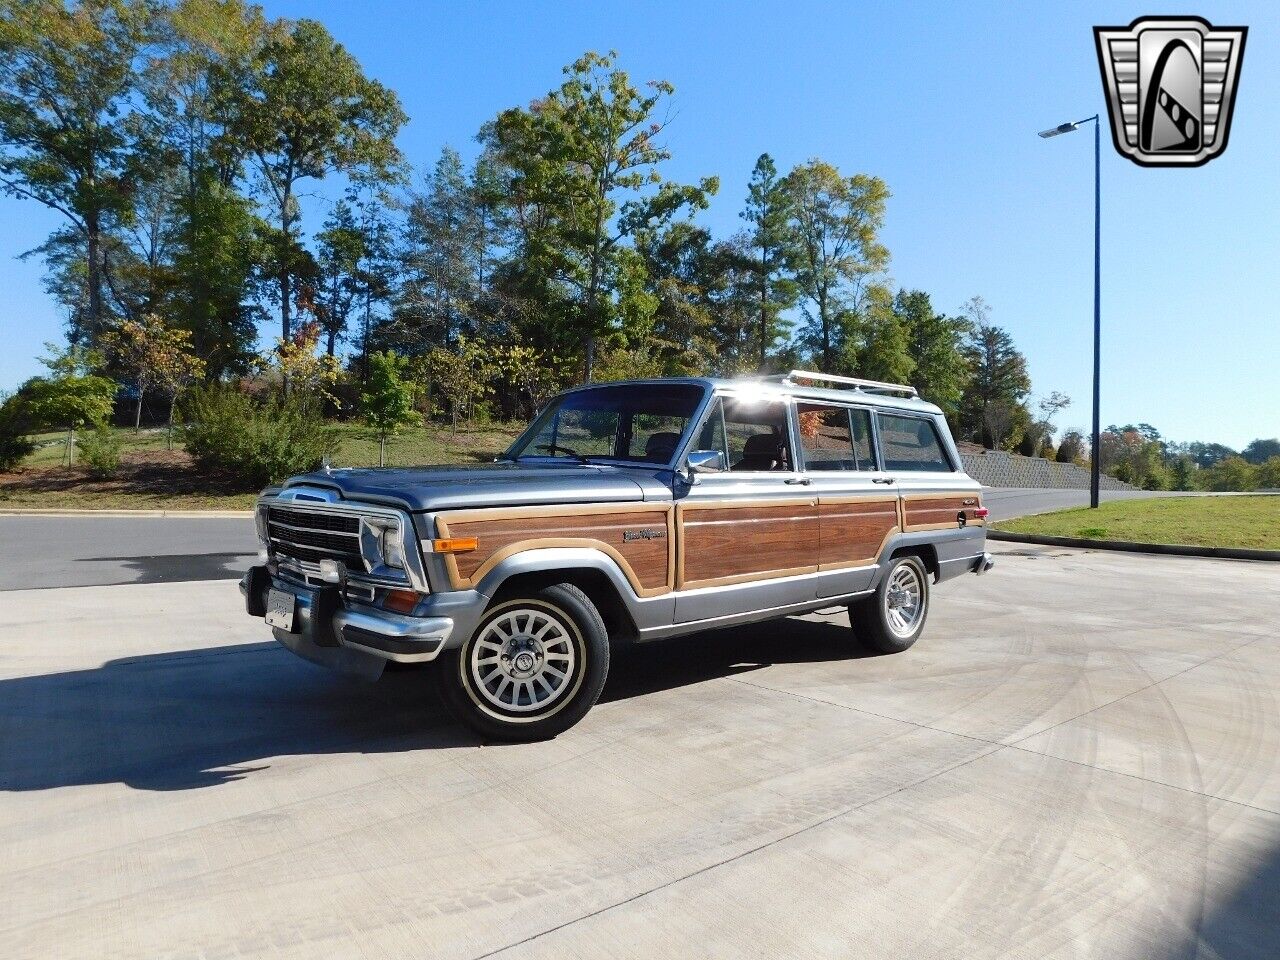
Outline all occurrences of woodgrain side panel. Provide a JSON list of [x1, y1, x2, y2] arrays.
[[903, 494, 983, 531], [437, 507, 672, 594], [817, 497, 899, 569], [679, 501, 819, 588]]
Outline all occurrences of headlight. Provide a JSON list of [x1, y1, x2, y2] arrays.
[[379, 526, 405, 569]]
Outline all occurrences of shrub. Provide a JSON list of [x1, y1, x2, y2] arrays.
[[0, 394, 35, 471], [182, 385, 333, 487], [79, 423, 123, 478]]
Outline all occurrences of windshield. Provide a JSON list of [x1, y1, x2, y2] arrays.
[[506, 383, 706, 466]]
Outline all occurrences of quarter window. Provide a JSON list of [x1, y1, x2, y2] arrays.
[[877, 414, 954, 472], [796, 404, 875, 471]]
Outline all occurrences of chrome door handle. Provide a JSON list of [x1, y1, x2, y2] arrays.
[[872, 477, 896, 484], [784, 477, 812, 485]]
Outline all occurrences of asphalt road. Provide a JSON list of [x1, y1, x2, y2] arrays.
[[2, 543, 1276, 959], [0, 487, 1173, 591]]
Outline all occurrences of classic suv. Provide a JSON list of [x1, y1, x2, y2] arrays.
[[241, 371, 993, 740]]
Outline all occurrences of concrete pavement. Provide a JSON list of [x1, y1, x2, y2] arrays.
[[2, 543, 1276, 959]]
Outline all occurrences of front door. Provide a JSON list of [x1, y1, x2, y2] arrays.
[[674, 394, 819, 624], [794, 401, 902, 597]]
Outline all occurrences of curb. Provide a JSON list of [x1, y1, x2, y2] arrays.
[[0, 508, 254, 519], [988, 530, 1280, 562]]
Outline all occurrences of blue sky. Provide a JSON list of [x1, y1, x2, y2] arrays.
[[2, 1, 1276, 447]]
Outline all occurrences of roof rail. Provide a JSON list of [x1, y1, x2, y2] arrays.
[[773, 369, 918, 398]]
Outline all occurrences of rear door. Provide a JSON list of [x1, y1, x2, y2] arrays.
[[876, 411, 979, 533], [674, 393, 819, 623], [794, 401, 901, 597]]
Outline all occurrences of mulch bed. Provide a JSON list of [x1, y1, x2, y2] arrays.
[[0, 450, 252, 499]]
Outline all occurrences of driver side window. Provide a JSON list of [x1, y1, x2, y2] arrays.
[[723, 397, 793, 472]]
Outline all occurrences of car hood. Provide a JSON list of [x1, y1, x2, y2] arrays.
[[280, 462, 671, 512]]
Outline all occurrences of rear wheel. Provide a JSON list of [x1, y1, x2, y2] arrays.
[[437, 584, 609, 742], [850, 555, 930, 654]]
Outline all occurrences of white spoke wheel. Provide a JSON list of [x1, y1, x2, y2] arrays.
[[850, 555, 930, 654], [437, 584, 610, 742]]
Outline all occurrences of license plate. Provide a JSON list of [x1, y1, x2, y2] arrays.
[[265, 588, 297, 632]]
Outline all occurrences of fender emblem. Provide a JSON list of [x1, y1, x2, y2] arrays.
[[962, 498, 978, 506], [623, 528, 666, 542]]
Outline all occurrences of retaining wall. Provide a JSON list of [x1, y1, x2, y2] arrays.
[[959, 449, 1137, 490]]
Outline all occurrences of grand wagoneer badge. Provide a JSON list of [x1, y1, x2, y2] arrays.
[[1094, 16, 1247, 167], [623, 528, 666, 542]]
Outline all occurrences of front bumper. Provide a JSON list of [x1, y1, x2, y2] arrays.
[[240, 566, 453, 677]]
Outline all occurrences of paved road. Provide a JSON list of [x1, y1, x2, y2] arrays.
[[0, 487, 1173, 591], [2, 543, 1276, 959]]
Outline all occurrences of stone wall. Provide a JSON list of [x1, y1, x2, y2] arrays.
[[959, 449, 1137, 490]]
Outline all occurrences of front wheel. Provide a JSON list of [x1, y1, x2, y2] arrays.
[[850, 555, 930, 654], [436, 584, 609, 742]]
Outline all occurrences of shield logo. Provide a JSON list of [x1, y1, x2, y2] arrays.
[[1094, 17, 1247, 167]]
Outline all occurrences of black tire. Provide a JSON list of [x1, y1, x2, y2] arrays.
[[436, 583, 609, 742], [850, 555, 930, 654]]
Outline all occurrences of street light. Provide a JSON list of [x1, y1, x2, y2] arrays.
[[1038, 114, 1102, 509]]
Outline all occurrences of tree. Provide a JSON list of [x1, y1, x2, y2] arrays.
[[268, 321, 341, 407], [1199, 455, 1255, 492], [215, 17, 406, 342], [314, 199, 364, 356], [428, 336, 491, 435], [740, 153, 797, 369], [956, 298, 1031, 449], [1241, 438, 1280, 465], [893, 290, 970, 421], [1056, 430, 1086, 463], [854, 285, 914, 385], [783, 159, 890, 370], [485, 51, 716, 380], [100, 313, 204, 431], [0, 0, 156, 340], [21, 343, 117, 465], [361, 350, 416, 466], [1255, 456, 1280, 490]]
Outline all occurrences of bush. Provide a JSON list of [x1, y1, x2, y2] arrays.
[[79, 423, 123, 478], [0, 399, 35, 471], [181, 385, 334, 487]]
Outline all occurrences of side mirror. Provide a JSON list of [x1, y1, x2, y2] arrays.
[[686, 449, 727, 474]]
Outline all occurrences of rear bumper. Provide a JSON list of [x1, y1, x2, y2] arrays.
[[240, 566, 453, 676]]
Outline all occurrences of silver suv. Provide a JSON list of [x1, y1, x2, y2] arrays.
[[242, 371, 993, 740]]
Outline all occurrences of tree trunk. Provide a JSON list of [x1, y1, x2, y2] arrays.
[[379, 434, 386, 467], [583, 336, 596, 384], [86, 213, 103, 339], [280, 185, 293, 343], [819, 288, 831, 370], [135, 387, 144, 433], [759, 246, 768, 370], [451, 401, 457, 438], [66, 426, 75, 467]]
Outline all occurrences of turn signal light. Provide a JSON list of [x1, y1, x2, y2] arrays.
[[383, 589, 420, 614], [432, 537, 479, 553], [972, 508, 989, 519]]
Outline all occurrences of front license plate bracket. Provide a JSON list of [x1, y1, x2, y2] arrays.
[[265, 588, 297, 632]]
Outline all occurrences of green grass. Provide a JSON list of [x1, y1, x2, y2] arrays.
[[995, 496, 1280, 550], [1, 421, 526, 511]]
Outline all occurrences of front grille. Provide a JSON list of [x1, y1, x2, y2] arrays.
[[267, 506, 365, 571]]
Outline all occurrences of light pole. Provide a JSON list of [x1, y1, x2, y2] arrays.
[[1038, 115, 1101, 509]]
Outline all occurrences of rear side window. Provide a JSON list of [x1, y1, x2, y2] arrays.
[[878, 414, 954, 472], [796, 404, 875, 471]]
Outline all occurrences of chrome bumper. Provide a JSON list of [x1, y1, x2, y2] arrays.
[[240, 567, 453, 675], [974, 552, 995, 574]]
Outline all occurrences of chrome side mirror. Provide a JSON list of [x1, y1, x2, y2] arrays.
[[686, 449, 727, 474]]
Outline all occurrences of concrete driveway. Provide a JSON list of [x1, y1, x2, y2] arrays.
[[2, 543, 1276, 959]]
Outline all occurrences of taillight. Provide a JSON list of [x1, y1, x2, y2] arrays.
[[972, 507, 989, 519]]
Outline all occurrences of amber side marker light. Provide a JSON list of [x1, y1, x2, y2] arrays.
[[433, 537, 479, 553], [383, 589, 420, 614]]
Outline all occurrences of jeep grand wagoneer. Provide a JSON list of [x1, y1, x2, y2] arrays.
[[242, 371, 993, 740]]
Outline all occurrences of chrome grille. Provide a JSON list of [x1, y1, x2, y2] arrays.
[[266, 506, 365, 570]]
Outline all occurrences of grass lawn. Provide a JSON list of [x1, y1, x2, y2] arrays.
[[1, 421, 525, 512], [994, 496, 1280, 550]]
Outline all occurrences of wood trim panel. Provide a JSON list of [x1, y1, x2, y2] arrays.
[[434, 504, 674, 597], [677, 497, 819, 590], [816, 495, 899, 570], [902, 493, 985, 532]]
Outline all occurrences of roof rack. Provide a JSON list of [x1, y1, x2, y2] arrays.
[[766, 369, 918, 398]]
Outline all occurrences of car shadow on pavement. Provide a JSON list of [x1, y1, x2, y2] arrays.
[[1163, 837, 1280, 960], [76, 553, 257, 585], [0, 615, 874, 794]]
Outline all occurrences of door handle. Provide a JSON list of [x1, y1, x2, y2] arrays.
[[872, 477, 896, 484], [784, 477, 812, 485]]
